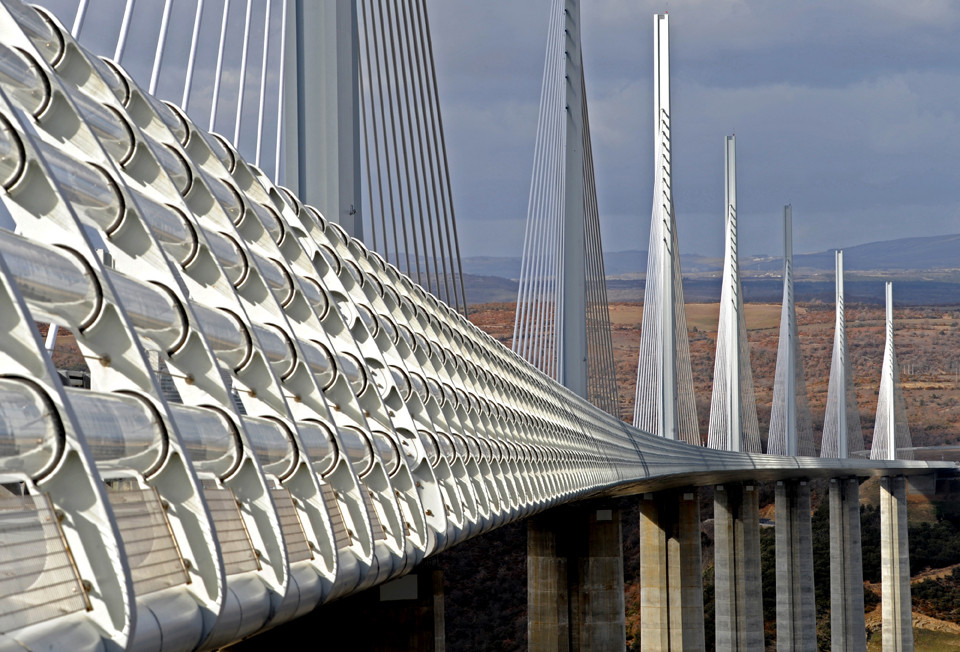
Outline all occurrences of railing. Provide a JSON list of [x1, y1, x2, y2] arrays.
[[0, 2, 949, 651]]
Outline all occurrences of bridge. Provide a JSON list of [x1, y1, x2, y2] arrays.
[[0, 1, 952, 651]]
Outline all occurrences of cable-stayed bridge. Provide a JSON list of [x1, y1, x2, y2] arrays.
[[0, 2, 951, 651]]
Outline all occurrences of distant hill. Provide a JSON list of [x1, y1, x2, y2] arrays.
[[461, 232, 960, 280], [462, 233, 960, 306]]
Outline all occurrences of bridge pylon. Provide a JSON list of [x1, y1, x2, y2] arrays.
[[707, 135, 761, 453], [871, 283, 913, 461], [633, 13, 699, 445], [821, 250, 866, 459], [512, 0, 619, 417], [767, 205, 815, 457]]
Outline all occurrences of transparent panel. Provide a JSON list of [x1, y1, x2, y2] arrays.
[[409, 371, 427, 404], [204, 173, 243, 224], [203, 133, 234, 170], [251, 253, 293, 306], [0, 379, 61, 479], [151, 141, 191, 195], [242, 416, 296, 478], [442, 383, 457, 407], [91, 57, 129, 104], [342, 260, 364, 288], [106, 270, 184, 352], [301, 339, 336, 389], [203, 229, 246, 285], [397, 324, 416, 351], [382, 286, 401, 310], [298, 420, 337, 477], [0, 43, 47, 117], [366, 275, 384, 298], [37, 142, 122, 232], [0, 228, 98, 325], [251, 324, 294, 379], [389, 365, 411, 401], [6, 3, 62, 65], [337, 426, 373, 477], [337, 352, 367, 395], [330, 291, 358, 327], [464, 436, 481, 462], [107, 487, 188, 594], [451, 435, 469, 462], [0, 116, 22, 188], [367, 360, 390, 401], [425, 378, 443, 405], [477, 438, 492, 462], [435, 432, 456, 463], [250, 202, 282, 243], [131, 192, 197, 266], [356, 304, 377, 336], [318, 245, 341, 275], [72, 91, 133, 163], [418, 430, 439, 467], [168, 403, 239, 478], [377, 314, 398, 344], [147, 97, 187, 145], [370, 431, 399, 476], [66, 388, 164, 474], [299, 278, 328, 319], [192, 305, 248, 369]]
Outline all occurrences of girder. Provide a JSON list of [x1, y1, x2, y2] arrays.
[[0, 2, 949, 651]]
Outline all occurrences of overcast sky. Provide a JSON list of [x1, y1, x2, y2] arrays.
[[430, 1, 960, 259], [36, 0, 960, 260]]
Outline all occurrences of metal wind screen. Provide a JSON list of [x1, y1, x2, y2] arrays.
[[37, 0, 468, 313]]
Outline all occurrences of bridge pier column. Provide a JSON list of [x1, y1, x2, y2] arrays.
[[527, 504, 625, 652], [774, 480, 815, 652], [714, 482, 763, 651], [829, 477, 866, 651], [638, 489, 705, 651], [880, 475, 913, 651]]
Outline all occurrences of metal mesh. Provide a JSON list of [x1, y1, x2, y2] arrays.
[[0, 494, 88, 634], [320, 483, 351, 550], [269, 488, 312, 563], [200, 483, 259, 575], [360, 486, 386, 541], [107, 487, 189, 595]]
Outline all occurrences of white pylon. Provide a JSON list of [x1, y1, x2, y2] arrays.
[[633, 13, 699, 444], [821, 251, 865, 458], [707, 135, 761, 453], [767, 206, 815, 456], [870, 283, 913, 460]]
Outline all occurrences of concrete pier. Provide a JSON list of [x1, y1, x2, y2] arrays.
[[639, 490, 705, 651], [880, 475, 913, 652], [528, 514, 570, 652], [528, 505, 625, 652], [829, 477, 866, 651], [714, 482, 764, 651], [774, 480, 815, 652]]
